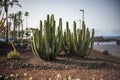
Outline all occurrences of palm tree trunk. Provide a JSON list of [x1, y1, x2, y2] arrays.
[[21, 22, 23, 45], [18, 25, 20, 43], [13, 25, 15, 42], [26, 16, 27, 28], [6, 12, 9, 42]]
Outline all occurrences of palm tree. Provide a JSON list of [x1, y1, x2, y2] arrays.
[[9, 13, 18, 41], [24, 11, 29, 29], [20, 19, 24, 44], [17, 11, 22, 42], [0, 0, 21, 42], [0, 17, 7, 33], [24, 12, 29, 39], [9, 13, 14, 38], [0, 7, 4, 18]]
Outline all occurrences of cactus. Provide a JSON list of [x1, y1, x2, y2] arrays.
[[31, 14, 62, 61], [63, 21, 73, 54], [63, 21, 95, 57], [91, 28, 95, 49], [32, 14, 95, 59]]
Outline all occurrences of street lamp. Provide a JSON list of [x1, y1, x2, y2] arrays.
[[80, 9, 84, 21]]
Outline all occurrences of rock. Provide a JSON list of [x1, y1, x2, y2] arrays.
[[4, 76, 10, 80], [29, 77, 33, 80], [10, 74, 15, 80], [10, 74, 14, 77], [0, 75, 5, 80], [56, 74, 62, 80], [24, 73, 27, 76], [48, 77, 52, 80], [21, 63, 27, 68], [114, 64, 116, 66], [15, 73, 19, 78], [92, 77, 95, 80], [67, 75, 72, 80]]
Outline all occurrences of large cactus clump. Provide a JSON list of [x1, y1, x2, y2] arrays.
[[32, 14, 95, 60], [31, 14, 63, 61], [63, 21, 94, 57]]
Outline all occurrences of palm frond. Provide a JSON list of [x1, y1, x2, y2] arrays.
[[12, 0, 18, 3], [15, 3, 21, 7]]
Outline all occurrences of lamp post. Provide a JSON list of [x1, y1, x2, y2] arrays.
[[80, 9, 84, 21]]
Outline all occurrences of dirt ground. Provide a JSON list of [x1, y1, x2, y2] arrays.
[[0, 49, 120, 80]]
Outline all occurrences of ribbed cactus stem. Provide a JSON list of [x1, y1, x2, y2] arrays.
[[58, 18, 63, 51], [66, 21, 70, 41], [82, 21, 86, 41], [32, 29, 39, 56], [73, 21, 77, 53], [90, 28, 95, 49], [73, 21, 77, 41], [84, 28, 90, 56], [39, 20, 42, 50]]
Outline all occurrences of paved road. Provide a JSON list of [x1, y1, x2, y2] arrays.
[[94, 45, 120, 58]]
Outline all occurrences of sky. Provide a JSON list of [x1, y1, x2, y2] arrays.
[[9, 0, 120, 36]]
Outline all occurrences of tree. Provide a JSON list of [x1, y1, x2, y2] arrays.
[[9, 13, 18, 41], [24, 11, 29, 28], [17, 11, 22, 42], [20, 18, 23, 43], [0, 0, 21, 42], [9, 13, 14, 37], [0, 17, 7, 34]]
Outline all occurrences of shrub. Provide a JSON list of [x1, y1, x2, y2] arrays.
[[102, 50, 109, 55], [7, 51, 21, 59]]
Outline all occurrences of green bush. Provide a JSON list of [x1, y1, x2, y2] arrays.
[[7, 51, 21, 59], [102, 50, 109, 55]]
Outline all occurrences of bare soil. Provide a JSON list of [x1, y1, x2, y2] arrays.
[[0, 49, 120, 80]]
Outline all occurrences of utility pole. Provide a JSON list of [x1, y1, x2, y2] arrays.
[[80, 9, 84, 21]]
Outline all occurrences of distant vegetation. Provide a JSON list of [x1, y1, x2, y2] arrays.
[[0, 0, 31, 43], [0, 0, 32, 57]]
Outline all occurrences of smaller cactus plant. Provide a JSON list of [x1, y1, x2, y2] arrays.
[[63, 21, 94, 57]]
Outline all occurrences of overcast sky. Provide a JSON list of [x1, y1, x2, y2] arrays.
[[9, 0, 120, 36]]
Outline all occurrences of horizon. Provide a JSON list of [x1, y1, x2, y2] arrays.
[[9, 0, 120, 36]]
